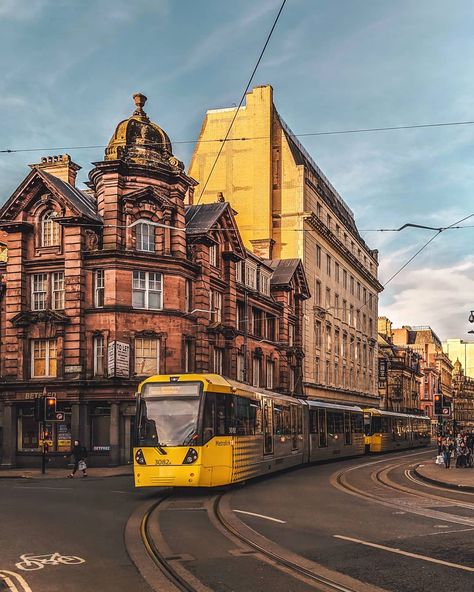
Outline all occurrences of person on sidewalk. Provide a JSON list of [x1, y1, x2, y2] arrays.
[[441, 441, 451, 469], [67, 441, 88, 478]]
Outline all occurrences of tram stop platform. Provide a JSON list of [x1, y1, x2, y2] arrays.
[[415, 460, 474, 492], [0, 465, 133, 480]]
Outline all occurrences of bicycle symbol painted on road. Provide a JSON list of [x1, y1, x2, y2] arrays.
[[15, 553, 85, 571]]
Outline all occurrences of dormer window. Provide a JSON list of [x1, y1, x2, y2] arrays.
[[41, 210, 60, 247], [209, 244, 218, 267], [136, 222, 155, 252]]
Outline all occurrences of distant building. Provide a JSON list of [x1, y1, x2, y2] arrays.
[[189, 85, 382, 406], [443, 338, 474, 379], [0, 94, 308, 468], [377, 317, 422, 414], [452, 360, 474, 432]]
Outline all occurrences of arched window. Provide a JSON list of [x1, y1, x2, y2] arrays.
[[136, 222, 155, 252], [41, 211, 60, 247]]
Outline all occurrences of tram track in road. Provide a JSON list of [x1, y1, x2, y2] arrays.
[[332, 452, 474, 527], [137, 489, 385, 592]]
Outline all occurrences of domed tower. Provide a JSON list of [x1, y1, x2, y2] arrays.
[[89, 94, 197, 252]]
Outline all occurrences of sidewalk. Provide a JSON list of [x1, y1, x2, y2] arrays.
[[414, 460, 474, 492], [0, 465, 133, 480]]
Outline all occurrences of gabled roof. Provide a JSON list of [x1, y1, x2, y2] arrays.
[[185, 202, 228, 234], [40, 171, 102, 222], [0, 168, 102, 224], [265, 258, 310, 299]]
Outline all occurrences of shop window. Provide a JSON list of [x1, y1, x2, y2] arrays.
[[91, 406, 110, 452], [135, 338, 159, 376], [31, 339, 57, 378], [41, 210, 60, 247], [17, 405, 71, 453]]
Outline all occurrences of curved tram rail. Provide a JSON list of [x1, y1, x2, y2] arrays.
[[140, 491, 367, 592]]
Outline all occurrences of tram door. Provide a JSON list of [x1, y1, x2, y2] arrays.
[[263, 398, 273, 455], [291, 406, 298, 450]]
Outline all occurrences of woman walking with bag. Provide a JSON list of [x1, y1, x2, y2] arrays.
[[67, 440, 88, 478]]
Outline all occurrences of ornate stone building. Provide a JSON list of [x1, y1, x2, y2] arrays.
[[377, 317, 422, 414], [452, 360, 474, 432], [0, 94, 309, 468], [189, 85, 382, 406]]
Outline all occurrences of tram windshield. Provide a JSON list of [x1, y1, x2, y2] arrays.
[[137, 382, 201, 446]]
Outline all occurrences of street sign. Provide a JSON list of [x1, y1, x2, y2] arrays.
[[442, 407, 451, 416]]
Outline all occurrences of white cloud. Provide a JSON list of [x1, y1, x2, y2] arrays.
[[0, 0, 50, 19], [380, 256, 474, 340]]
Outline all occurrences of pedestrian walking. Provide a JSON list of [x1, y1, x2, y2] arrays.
[[67, 440, 88, 478], [441, 442, 451, 469]]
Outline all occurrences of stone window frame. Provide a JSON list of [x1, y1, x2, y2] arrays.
[[32, 198, 64, 255]]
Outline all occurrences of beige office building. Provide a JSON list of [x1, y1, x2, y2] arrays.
[[189, 85, 382, 405]]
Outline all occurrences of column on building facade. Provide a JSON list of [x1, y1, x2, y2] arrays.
[[109, 402, 120, 466]]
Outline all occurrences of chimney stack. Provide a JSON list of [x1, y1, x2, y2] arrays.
[[30, 154, 81, 186]]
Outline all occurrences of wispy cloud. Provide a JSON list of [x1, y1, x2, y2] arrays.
[[0, 0, 50, 19]]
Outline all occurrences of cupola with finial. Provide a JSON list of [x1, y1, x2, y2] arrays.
[[104, 94, 184, 170]]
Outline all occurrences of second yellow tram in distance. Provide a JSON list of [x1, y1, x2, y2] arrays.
[[133, 373, 430, 488]]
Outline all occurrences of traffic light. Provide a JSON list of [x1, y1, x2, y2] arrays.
[[434, 394, 443, 415], [44, 396, 57, 421]]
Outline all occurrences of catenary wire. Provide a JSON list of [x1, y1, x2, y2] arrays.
[[3, 120, 474, 154]]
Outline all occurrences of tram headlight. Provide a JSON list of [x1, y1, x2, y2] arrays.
[[135, 449, 146, 465], [182, 448, 198, 464]]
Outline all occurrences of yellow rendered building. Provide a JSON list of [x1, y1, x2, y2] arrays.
[[189, 85, 382, 405]]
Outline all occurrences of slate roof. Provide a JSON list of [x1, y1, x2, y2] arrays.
[[41, 171, 102, 222], [266, 258, 301, 285], [185, 202, 228, 234]]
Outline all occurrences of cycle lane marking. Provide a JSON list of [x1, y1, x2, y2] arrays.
[[15, 553, 85, 571]]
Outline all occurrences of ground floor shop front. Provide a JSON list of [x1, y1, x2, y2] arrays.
[[0, 385, 136, 469]]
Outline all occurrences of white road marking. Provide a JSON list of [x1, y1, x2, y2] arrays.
[[416, 527, 474, 538], [234, 510, 286, 524], [0, 570, 32, 592], [13, 486, 70, 491], [433, 525, 449, 528], [15, 553, 85, 571], [334, 535, 474, 572]]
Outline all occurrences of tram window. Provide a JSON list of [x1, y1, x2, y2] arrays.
[[234, 396, 260, 435], [297, 407, 303, 435], [274, 405, 291, 436], [202, 393, 215, 443], [343, 412, 351, 445], [215, 395, 235, 435], [351, 413, 364, 434], [318, 409, 327, 447], [328, 411, 344, 436], [380, 417, 390, 433], [310, 410, 318, 433], [371, 416, 381, 433], [291, 406, 298, 449]]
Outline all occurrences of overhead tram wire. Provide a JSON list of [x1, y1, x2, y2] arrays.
[[187, 0, 288, 227], [3, 119, 474, 155]]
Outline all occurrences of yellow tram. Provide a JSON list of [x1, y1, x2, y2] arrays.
[[364, 408, 431, 453], [133, 373, 429, 488]]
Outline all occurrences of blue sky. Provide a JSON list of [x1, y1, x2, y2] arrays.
[[1, 0, 474, 342]]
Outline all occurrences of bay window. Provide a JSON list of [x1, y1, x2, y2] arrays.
[[135, 337, 160, 375], [132, 271, 163, 309]]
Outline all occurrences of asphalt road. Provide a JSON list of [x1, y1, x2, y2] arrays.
[[1, 450, 472, 592], [227, 449, 474, 592], [0, 475, 160, 592]]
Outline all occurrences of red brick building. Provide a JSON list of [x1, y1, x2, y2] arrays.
[[0, 94, 309, 468]]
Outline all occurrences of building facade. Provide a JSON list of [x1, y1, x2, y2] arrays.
[[0, 94, 308, 468], [377, 317, 422, 413], [452, 360, 474, 432], [443, 338, 474, 379], [189, 85, 382, 406]]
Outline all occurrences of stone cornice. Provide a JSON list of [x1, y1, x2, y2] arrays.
[[304, 213, 383, 292]]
